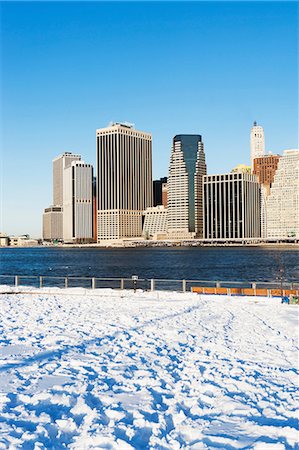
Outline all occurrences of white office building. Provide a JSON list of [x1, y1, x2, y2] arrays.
[[42, 206, 63, 241], [53, 152, 81, 206], [63, 161, 93, 243], [0, 234, 9, 247], [96, 123, 152, 240], [266, 149, 299, 239], [167, 134, 206, 239], [43, 152, 81, 241], [143, 206, 168, 239], [203, 173, 261, 239], [250, 121, 265, 170], [9, 235, 39, 247]]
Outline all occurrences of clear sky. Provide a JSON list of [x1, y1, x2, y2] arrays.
[[1, 1, 298, 238]]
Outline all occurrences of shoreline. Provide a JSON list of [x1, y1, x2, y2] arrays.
[[2, 241, 299, 249]]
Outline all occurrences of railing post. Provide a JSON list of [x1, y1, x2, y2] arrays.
[[120, 279, 124, 290], [15, 275, 19, 287], [39, 276, 43, 289], [182, 279, 186, 293], [92, 277, 96, 289], [216, 281, 220, 288], [65, 277, 68, 289], [151, 279, 155, 292], [252, 282, 256, 290]]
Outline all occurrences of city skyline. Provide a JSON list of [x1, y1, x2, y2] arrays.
[[1, 1, 298, 237]]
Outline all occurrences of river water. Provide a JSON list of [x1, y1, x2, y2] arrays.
[[0, 247, 298, 284]]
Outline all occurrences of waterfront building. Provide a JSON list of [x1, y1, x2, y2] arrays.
[[167, 134, 206, 239], [92, 177, 97, 242], [0, 233, 9, 247], [252, 154, 281, 238], [42, 206, 63, 241], [63, 161, 93, 243], [260, 185, 269, 239], [53, 152, 81, 206], [266, 149, 299, 239], [9, 235, 39, 247], [143, 206, 168, 239], [250, 121, 265, 170], [203, 173, 261, 239], [43, 152, 81, 241], [96, 122, 152, 240], [153, 177, 167, 206]]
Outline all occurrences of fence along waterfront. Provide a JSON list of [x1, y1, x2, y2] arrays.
[[0, 275, 298, 297]]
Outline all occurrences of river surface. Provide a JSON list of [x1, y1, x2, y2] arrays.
[[0, 247, 298, 285]]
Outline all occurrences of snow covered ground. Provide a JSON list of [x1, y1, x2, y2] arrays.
[[0, 286, 298, 450]]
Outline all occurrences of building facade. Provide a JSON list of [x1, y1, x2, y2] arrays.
[[253, 154, 280, 194], [250, 121, 265, 170], [63, 161, 93, 243], [53, 152, 81, 206], [43, 152, 82, 241], [96, 123, 152, 240], [203, 173, 261, 239], [9, 235, 39, 247], [92, 177, 97, 242], [167, 134, 206, 238], [153, 177, 167, 206], [162, 181, 168, 208], [42, 206, 63, 241], [266, 150, 299, 239], [143, 206, 168, 239], [252, 154, 281, 238], [0, 234, 9, 247]]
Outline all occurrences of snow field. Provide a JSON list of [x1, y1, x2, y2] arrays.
[[0, 286, 298, 449]]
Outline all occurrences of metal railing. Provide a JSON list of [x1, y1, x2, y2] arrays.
[[0, 274, 298, 293]]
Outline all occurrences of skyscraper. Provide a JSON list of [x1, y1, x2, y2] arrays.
[[43, 152, 81, 241], [250, 121, 265, 169], [266, 149, 299, 239], [167, 134, 206, 238], [53, 152, 81, 206], [43, 152, 94, 243], [203, 173, 261, 239], [63, 161, 93, 243], [253, 154, 281, 237], [96, 122, 152, 240]]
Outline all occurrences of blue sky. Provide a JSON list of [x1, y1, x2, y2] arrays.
[[1, 1, 298, 237]]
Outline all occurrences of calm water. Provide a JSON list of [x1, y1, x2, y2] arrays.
[[0, 246, 298, 283]]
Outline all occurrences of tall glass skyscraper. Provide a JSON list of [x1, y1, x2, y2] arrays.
[[167, 134, 206, 238]]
